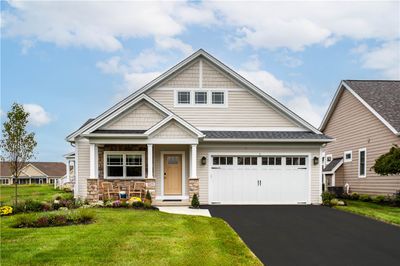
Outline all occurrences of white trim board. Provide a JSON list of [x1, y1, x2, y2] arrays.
[[319, 81, 399, 135]]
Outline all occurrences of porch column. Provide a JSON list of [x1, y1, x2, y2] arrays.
[[89, 143, 97, 178], [190, 144, 197, 178], [66, 160, 70, 182], [147, 144, 153, 178]]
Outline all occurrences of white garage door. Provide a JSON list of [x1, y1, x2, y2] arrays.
[[210, 155, 309, 204]]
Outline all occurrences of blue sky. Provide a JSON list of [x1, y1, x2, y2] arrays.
[[1, 1, 399, 161]]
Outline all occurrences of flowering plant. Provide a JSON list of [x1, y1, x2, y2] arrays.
[[0, 206, 13, 216], [128, 197, 142, 203], [112, 200, 121, 207]]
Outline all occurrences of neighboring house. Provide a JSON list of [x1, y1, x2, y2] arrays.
[[0, 162, 66, 185], [66, 49, 332, 205], [55, 152, 76, 189], [320, 80, 400, 195]]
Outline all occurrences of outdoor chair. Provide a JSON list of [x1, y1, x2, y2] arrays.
[[129, 181, 146, 199], [102, 182, 119, 200]]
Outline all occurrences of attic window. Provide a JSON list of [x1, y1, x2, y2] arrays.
[[212, 92, 225, 104], [177, 91, 191, 104]]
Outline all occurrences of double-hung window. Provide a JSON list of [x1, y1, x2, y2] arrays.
[[358, 148, 366, 177], [105, 152, 145, 179]]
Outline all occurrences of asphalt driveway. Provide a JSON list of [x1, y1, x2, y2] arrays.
[[207, 205, 400, 266]]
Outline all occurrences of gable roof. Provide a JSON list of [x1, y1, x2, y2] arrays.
[[322, 157, 343, 173], [0, 162, 66, 177], [67, 49, 322, 142], [320, 80, 400, 135]]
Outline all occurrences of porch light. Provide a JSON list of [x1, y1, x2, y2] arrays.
[[313, 156, 319, 165], [201, 156, 207, 165]]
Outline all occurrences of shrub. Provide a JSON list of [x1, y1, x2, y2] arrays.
[[350, 193, 360, 200], [372, 195, 387, 204], [145, 190, 152, 204], [11, 209, 95, 228], [393, 191, 400, 207], [191, 194, 200, 208], [131, 201, 144, 208], [359, 194, 372, 202], [143, 201, 152, 209], [112, 200, 121, 207], [330, 198, 339, 206], [321, 191, 335, 206], [24, 200, 44, 212], [120, 201, 129, 208]]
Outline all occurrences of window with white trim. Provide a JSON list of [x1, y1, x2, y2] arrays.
[[344, 151, 352, 162], [358, 148, 366, 177], [1, 179, 9, 185], [105, 152, 145, 179], [195, 91, 207, 104], [177, 91, 191, 104], [212, 92, 225, 104]]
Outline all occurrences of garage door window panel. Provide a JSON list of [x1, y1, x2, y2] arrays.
[[238, 156, 258, 165]]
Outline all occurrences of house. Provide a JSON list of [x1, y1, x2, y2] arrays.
[[320, 80, 400, 195], [54, 152, 76, 189], [66, 49, 332, 205], [0, 162, 67, 185]]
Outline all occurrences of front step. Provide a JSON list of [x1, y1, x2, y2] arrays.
[[154, 200, 190, 206]]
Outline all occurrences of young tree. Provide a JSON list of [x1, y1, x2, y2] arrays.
[[1, 103, 37, 205], [372, 145, 400, 175]]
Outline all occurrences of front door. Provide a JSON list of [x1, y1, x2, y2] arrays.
[[164, 154, 182, 195]]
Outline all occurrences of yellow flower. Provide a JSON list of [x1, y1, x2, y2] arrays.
[[0, 206, 13, 216], [128, 197, 142, 203]]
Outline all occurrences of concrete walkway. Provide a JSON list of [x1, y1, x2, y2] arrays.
[[157, 206, 211, 217]]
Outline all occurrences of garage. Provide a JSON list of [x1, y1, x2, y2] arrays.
[[209, 155, 310, 204]]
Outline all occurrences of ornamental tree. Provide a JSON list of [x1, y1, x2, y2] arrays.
[[0, 103, 37, 205], [372, 145, 400, 175]]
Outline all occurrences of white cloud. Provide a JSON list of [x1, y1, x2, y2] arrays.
[[1, 1, 213, 52], [23, 104, 52, 127], [360, 41, 400, 79], [208, 1, 399, 51], [96, 56, 125, 74], [286, 96, 325, 128], [155, 37, 193, 56]]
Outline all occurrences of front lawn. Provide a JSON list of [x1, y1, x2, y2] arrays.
[[334, 200, 400, 226], [0, 185, 70, 205], [1, 209, 261, 265]]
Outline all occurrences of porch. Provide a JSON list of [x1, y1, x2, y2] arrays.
[[86, 143, 200, 205]]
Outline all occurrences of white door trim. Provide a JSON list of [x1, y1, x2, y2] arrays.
[[159, 151, 186, 199], [208, 151, 312, 205]]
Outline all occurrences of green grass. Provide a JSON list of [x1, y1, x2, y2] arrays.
[[1, 209, 261, 265], [0, 185, 70, 205], [335, 200, 400, 226]]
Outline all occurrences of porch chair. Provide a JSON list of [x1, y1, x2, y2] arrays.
[[128, 181, 147, 199], [102, 182, 119, 200]]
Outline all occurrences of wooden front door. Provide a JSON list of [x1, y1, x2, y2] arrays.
[[164, 154, 182, 195]]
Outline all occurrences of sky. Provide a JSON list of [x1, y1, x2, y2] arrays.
[[1, 0, 399, 162]]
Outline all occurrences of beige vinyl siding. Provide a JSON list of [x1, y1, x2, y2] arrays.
[[150, 121, 196, 139], [147, 57, 300, 129], [101, 102, 165, 130], [202, 60, 238, 88], [160, 60, 200, 88], [21, 165, 46, 177], [153, 145, 190, 197], [148, 89, 298, 129], [197, 143, 322, 204], [76, 138, 90, 198], [323, 89, 400, 195]]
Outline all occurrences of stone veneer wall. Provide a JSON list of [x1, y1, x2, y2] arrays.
[[87, 179, 99, 203], [188, 178, 199, 202]]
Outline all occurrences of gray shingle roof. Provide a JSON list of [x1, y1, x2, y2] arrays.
[[202, 131, 332, 140], [345, 80, 400, 132], [323, 157, 343, 172]]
